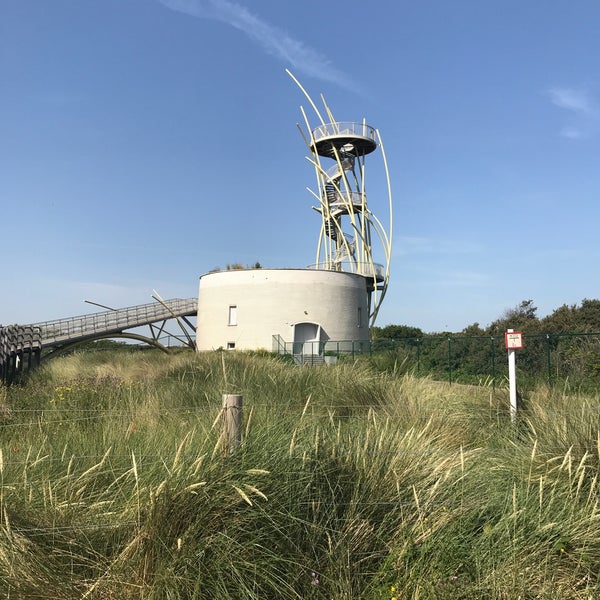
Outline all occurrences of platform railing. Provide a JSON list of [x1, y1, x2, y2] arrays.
[[311, 122, 376, 142], [307, 261, 385, 281]]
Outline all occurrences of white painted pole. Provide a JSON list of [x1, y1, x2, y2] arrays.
[[507, 329, 518, 423]]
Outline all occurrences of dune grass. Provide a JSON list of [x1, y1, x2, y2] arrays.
[[1, 349, 600, 598]]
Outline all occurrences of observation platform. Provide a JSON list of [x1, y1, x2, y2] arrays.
[[311, 122, 377, 158]]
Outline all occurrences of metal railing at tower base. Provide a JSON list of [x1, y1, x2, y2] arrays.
[[307, 262, 385, 282], [272, 337, 371, 364]]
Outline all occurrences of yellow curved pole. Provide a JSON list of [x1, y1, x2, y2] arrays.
[[286, 69, 326, 127]]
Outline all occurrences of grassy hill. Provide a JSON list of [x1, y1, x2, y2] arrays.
[[1, 349, 600, 598]]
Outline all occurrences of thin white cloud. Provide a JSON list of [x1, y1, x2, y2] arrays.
[[547, 87, 600, 139], [548, 88, 597, 117], [157, 0, 352, 88], [560, 126, 586, 140]]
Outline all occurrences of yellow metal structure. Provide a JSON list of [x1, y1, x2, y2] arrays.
[[288, 71, 393, 326]]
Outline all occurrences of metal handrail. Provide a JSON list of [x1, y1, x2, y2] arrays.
[[326, 191, 365, 212], [34, 298, 198, 346], [273, 338, 371, 360], [307, 262, 385, 280], [312, 122, 376, 143]]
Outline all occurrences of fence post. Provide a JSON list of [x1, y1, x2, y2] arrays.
[[490, 336, 496, 391], [222, 394, 243, 454], [447, 337, 452, 385], [546, 334, 552, 387]]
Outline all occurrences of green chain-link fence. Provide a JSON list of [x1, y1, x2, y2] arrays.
[[369, 333, 600, 390]]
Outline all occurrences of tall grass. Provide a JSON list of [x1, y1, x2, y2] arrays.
[[1, 349, 600, 598]]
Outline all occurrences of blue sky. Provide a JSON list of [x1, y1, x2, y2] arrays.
[[2, 0, 599, 332]]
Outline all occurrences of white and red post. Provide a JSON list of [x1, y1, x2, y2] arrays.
[[505, 329, 523, 423]]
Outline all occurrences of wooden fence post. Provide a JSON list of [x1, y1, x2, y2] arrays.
[[222, 394, 243, 454]]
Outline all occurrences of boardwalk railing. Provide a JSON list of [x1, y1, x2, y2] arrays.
[[35, 298, 198, 347], [1, 298, 198, 382]]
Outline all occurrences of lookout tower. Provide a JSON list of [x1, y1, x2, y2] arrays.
[[289, 71, 393, 325], [195, 75, 392, 355]]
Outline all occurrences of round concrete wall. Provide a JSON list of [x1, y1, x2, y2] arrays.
[[196, 268, 369, 352]]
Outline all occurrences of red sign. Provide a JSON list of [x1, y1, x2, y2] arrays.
[[505, 331, 524, 350]]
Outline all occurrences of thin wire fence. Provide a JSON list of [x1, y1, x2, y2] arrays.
[[2, 343, 599, 552], [3, 350, 600, 597], [2, 394, 600, 581]]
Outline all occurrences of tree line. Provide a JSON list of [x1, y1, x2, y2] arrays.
[[372, 298, 600, 339]]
